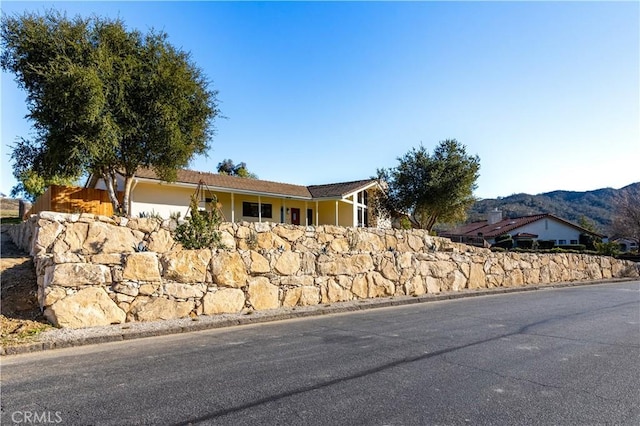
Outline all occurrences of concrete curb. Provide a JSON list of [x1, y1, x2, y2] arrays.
[[2, 277, 637, 356]]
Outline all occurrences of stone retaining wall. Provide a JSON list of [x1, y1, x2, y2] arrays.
[[8, 212, 639, 328]]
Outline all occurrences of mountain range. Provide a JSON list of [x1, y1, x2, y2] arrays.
[[466, 182, 640, 235]]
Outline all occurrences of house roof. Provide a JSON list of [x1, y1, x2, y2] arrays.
[[441, 213, 604, 239], [308, 179, 379, 198], [127, 168, 378, 200]]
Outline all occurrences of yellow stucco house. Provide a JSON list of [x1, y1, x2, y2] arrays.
[[88, 168, 385, 228]]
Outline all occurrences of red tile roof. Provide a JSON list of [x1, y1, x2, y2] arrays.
[[441, 213, 603, 238]]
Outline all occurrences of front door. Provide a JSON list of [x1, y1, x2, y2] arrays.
[[291, 208, 300, 225]]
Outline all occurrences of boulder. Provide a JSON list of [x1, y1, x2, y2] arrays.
[[63, 222, 89, 252], [83, 221, 143, 254], [283, 287, 302, 307], [90, 253, 124, 265], [44, 287, 125, 328], [128, 297, 194, 321], [249, 251, 271, 274], [323, 279, 352, 303], [210, 251, 248, 288], [257, 232, 290, 250], [247, 277, 279, 310], [139, 283, 161, 296], [147, 229, 175, 253], [42, 286, 67, 307], [219, 231, 237, 250], [468, 262, 486, 289], [123, 252, 161, 282], [202, 288, 245, 315], [44, 263, 112, 287], [352, 232, 385, 252], [161, 249, 211, 283], [405, 275, 426, 296], [34, 221, 65, 254], [163, 282, 206, 299], [127, 218, 161, 234], [367, 272, 395, 298], [273, 226, 304, 243], [274, 251, 301, 275]]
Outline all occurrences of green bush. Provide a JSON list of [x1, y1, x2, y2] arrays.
[[557, 244, 586, 251], [537, 240, 555, 249], [495, 233, 512, 243], [174, 195, 224, 250], [516, 239, 534, 249], [595, 241, 620, 257], [493, 238, 513, 249]]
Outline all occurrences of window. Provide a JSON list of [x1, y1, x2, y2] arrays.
[[307, 209, 313, 226], [242, 202, 272, 218], [558, 239, 566, 245], [357, 190, 369, 206], [357, 207, 369, 227], [570, 240, 578, 244]]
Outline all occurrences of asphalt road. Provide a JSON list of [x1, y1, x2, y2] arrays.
[[2, 281, 639, 426]]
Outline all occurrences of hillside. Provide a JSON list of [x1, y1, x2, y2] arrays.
[[466, 182, 640, 234]]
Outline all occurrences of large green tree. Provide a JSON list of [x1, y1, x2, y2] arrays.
[[377, 139, 480, 231], [1, 11, 219, 215]]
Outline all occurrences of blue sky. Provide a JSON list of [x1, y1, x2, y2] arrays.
[[1, 1, 638, 199]]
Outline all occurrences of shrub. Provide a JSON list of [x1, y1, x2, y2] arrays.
[[515, 239, 534, 249], [537, 240, 555, 250], [174, 195, 223, 249], [493, 238, 513, 249], [495, 234, 512, 243], [595, 241, 620, 257], [557, 244, 586, 251]]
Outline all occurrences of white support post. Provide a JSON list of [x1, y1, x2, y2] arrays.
[[353, 192, 358, 227], [335, 201, 339, 226], [258, 196, 262, 222], [304, 201, 308, 225], [231, 193, 235, 222], [282, 199, 286, 224], [315, 201, 319, 226]]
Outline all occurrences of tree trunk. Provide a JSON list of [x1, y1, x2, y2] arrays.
[[122, 175, 136, 217], [425, 214, 438, 233], [101, 171, 121, 215]]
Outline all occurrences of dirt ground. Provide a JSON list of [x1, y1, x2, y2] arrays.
[[1, 224, 53, 346]]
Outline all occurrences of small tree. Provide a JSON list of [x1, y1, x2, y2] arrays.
[[174, 195, 223, 250], [217, 159, 258, 179], [377, 139, 480, 232]]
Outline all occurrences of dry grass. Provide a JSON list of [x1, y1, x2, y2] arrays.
[[1, 197, 20, 220], [1, 224, 53, 347]]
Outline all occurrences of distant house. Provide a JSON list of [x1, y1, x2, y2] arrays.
[[86, 168, 385, 228], [613, 238, 638, 253], [441, 210, 604, 248]]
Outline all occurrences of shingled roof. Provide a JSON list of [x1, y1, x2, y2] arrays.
[[131, 169, 378, 200], [307, 179, 379, 198], [442, 213, 604, 239]]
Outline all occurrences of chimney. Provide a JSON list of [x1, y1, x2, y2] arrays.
[[488, 209, 502, 225]]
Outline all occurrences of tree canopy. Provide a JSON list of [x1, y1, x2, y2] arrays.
[[377, 139, 480, 231], [610, 185, 640, 248], [1, 11, 219, 215], [217, 159, 258, 179]]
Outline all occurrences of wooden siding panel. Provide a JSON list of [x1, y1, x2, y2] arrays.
[[26, 185, 120, 217]]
